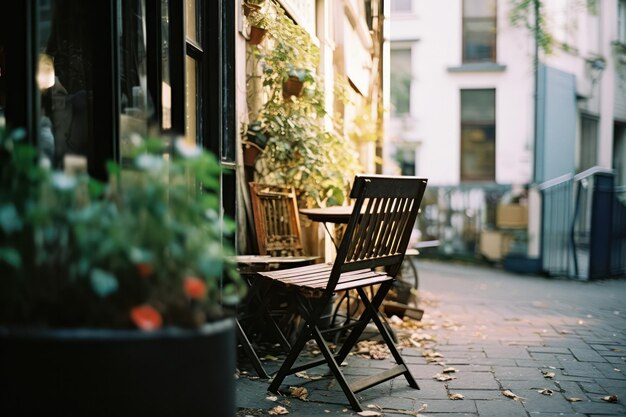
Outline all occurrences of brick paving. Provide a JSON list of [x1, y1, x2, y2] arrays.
[[235, 260, 626, 416]]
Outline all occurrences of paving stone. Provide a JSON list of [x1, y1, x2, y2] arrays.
[[492, 366, 544, 381], [570, 348, 609, 363], [571, 400, 626, 415], [483, 346, 532, 359], [475, 399, 527, 417], [447, 372, 500, 390], [527, 346, 572, 354], [560, 362, 606, 378], [418, 399, 478, 413], [449, 390, 504, 400], [520, 391, 578, 414]]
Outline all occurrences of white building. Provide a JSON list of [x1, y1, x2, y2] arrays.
[[387, 0, 626, 278]]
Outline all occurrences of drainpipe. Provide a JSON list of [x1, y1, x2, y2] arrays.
[[532, 0, 540, 184]]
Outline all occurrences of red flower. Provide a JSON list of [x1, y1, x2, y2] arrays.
[[136, 262, 154, 278], [130, 305, 162, 331], [183, 276, 207, 300]]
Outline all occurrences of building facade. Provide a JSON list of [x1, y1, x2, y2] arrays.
[[387, 0, 626, 278]]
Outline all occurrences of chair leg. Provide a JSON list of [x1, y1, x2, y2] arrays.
[[356, 286, 420, 389], [311, 326, 363, 411], [236, 319, 270, 379], [267, 323, 314, 393], [333, 281, 391, 364]]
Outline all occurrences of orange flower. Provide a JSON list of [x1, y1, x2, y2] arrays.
[[130, 305, 162, 331], [183, 276, 207, 300], [136, 262, 154, 278]]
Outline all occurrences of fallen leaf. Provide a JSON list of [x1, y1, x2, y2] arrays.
[[538, 389, 554, 396], [262, 355, 279, 361], [295, 371, 323, 380], [542, 371, 556, 379], [433, 373, 456, 381], [356, 411, 381, 417], [289, 386, 309, 401], [559, 330, 571, 334], [442, 367, 458, 374], [610, 348, 623, 352], [448, 393, 464, 400], [502, 389, 521, 400], [423, 351, 443, 358], [601, 395, 618, 403], [366, 404, 382, 410], [268, 405, 289, 415], [566, 397, 582, 402], [266, 395, 278, 402]]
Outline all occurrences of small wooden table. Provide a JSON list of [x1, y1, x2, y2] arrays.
[[299, 206, 354, 224]]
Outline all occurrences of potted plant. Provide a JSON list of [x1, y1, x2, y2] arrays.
[[242, 0, 265, 17], [282, 66, 314, 98], [0, 128, 245, 416], [242, 120, 268, 167], [246, 9, 270, 45]]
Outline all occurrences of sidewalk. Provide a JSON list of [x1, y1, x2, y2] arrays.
[[235, 260, 626, 417]]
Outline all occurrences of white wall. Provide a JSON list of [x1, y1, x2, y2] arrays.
[[388, 0, 534, 186]]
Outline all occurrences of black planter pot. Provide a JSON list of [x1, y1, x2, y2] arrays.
[[0, 319, 235, 417]]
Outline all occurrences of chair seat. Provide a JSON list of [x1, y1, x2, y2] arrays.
[[259, 263, 393, 291]]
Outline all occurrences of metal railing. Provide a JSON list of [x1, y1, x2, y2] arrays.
[[540, 167, 625, 279]]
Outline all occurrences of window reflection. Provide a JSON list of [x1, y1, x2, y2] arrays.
[[185, 56, 197, 145], [162, 0, 172, 130], [119, 0, 150, 161], [38, 0, 93, 170]]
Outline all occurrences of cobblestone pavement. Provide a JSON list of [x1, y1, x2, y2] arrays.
[[235, 260, 626, 417]]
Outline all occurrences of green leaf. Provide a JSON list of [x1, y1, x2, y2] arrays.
[[0, 247, 21, 268], [0, 204, 22, 234], [89, 269, 119, 298]]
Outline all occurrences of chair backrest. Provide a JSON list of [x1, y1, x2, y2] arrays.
[[249, 183, 306, 256], [330, 175, 428, 287]]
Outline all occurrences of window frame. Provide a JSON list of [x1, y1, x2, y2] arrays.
[[389, 44, 412, 116]]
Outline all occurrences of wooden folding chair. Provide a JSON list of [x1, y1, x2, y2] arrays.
[[258, 175, 428, 411], [236, 183, 317, 378]]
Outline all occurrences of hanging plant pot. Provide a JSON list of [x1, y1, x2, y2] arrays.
[[242, 2, 262, 17], [242, 140, 263, 167], [248, 26, 267, 45], [282, 76, 304, 98]]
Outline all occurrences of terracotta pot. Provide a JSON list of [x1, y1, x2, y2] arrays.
[[242, 141, 263, 167], [242, 2, 261, 17], [248, 26, 267, 45], [0, 319, 236, 417], [282, 76, 304, 98]]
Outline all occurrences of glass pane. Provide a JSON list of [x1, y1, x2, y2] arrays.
[[461, 89, 495, 122], [38, 0, 94, 170], [0, 38, 5, 129], [461, 125, 496, 181], [390, 48, 411, 115], [119, 0, 149, 162], [464, 0, 496, 18], [463, 19, 496, 62], [185, 0, 197, 43], [185, 56, 197, 145], [161, 0, 172, 129]]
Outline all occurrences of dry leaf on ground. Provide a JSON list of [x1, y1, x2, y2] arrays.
[[422, 351, 443, 358], [294, 371, 322, 380], [288, 386, 309, 401], [502, 389, 521, 400], [448, 393, 465, 400], [433, 373, 456, 381], [566, 397, 582, 402], [601, 395, 618, 403], [542, 371, 556, 379], [266, 395, 278, 402], [538, 389, 554, 396], [268, 405, 289, 415], [442, 367, 458, 374], [262, 355, 279, 361], [356, 411, 381, 416]]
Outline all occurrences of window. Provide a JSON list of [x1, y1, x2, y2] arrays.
[[617, 0, 626, 45], [463, 0, 497, 63], [391, 0, 412, 13], [460, 89, 496, 181], [579, 114, 598, 172], [394, 145, 416, 176], [390, 47, 411, 116]]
